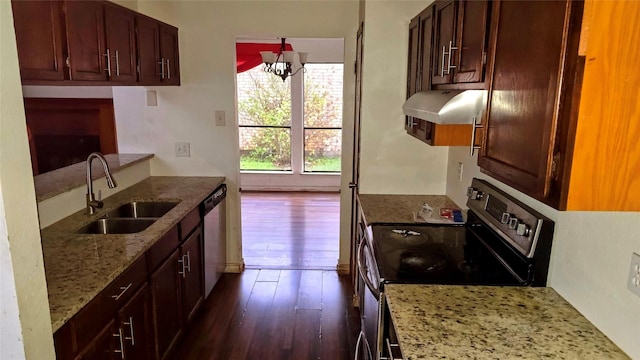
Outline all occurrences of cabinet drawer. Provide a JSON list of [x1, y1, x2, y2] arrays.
[[72, 256, 147, 352], [147, 226, 180, 271], [179, 207, 200, 240]]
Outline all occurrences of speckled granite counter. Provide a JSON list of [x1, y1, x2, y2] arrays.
[[34, 153, 153, 202], [385, 285, 629, 359], [358, 194, 460, 225], [41, 176, 225, 331]]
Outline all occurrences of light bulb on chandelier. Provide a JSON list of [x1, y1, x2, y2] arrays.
[[259, 38, 308, 81]]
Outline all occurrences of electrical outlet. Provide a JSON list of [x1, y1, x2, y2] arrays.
[[175, 142, 190, 157], [215, 110, 226, 126], [628, 252, 640, 297], [458, 162, 464, 182]]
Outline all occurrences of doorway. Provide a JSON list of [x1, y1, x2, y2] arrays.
[[235, 37, 344, 269]]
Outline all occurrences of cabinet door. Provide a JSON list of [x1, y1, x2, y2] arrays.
[[479, 0, 569, 198], [453, 0, 489, 83], [118, 283, 154, 360], [104, 5, 137, 83], [65, 1, 107, 81], [159, 25, 180, 85], [418, 6, 434, 92], [11, 0, 66, 81], [137, 17, 162, 85], [150, 249, 183, 360], [181, 228, 204, 324], [75, 320, 120, 360], [431, 0, 457, 85]]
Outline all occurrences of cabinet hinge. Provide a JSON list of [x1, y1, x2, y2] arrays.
[[137, 63, 140, 75], [65, 56, 71, 68], [482, 52, 487, 65]]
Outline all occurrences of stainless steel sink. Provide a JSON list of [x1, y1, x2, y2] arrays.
[[78, 218, 157, 234], [104, 201, 179, 219]]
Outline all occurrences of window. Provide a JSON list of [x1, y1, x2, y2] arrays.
[[237, 63, 343, 173]]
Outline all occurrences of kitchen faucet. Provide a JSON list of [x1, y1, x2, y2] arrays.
[[86, 152, 117, 214]]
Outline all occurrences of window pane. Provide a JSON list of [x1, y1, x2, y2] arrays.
[[240, 127, 291, 171], [303, 64, 343, 128], [304, 129, 341, 172], [237, 66, 292, 126]]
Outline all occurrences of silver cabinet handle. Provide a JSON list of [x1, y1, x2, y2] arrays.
[[178, 252, 191, 278], [111, 283, 132, 301], [113, 327, 125, 359], [386, 338, 402, 360], [166, 59, 171, 80], [354, 331, 363, 360], [445, 40, 458, 75], [158, 58, 165, 79], [114, 50, 120, 76], [470, 116, 483, 156], [356, 237, 380, 298], [440, 45, 447, 77], [104, 49, 112, 76], [123, 316, 135, 345]]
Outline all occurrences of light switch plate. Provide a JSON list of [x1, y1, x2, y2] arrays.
[[215, 110, 226, 126], [628, 252, 640, 297], [175, 142, 190, 157]]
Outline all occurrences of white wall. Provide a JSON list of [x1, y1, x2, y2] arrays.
[[446, 146, 640, 358], [0, 3, 56, 358], [358, 0, 448, 195], [114, 0, 359, 269]]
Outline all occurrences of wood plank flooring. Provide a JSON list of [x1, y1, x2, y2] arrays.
[[241, 192, 340, 270], [172, 269, 360, 360]]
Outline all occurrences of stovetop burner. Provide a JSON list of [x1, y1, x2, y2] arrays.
[[387, 248, 447, 274]]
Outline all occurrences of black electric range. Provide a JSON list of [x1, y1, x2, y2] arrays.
[[366, 178, 556, 288]]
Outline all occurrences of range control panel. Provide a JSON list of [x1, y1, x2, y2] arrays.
[[466, 179, 553, 258]]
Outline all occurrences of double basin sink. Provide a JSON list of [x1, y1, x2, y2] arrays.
[[78, 201, 179, 234]]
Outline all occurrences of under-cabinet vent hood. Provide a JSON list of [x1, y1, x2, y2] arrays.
[[402, 90, 487, 124]]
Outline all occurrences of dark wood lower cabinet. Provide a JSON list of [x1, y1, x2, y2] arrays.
[[181, 228, 204, 324], [119, 284, 155, 360], [53, 214, 208, 360], [75, 320, 119, 360], [151, 249, 183, 360]]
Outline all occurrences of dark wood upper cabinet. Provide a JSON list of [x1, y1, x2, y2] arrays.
[[431, 0, 457, 85], [138, 16, 181, 85], [11, 0, 179, 86], [104, 4, 137, 83], [479, 0, 580, 205], [11, 0, 66, 81], [453, 0, 489, 84], [64, 1, 107, 81], [431, 0, 490, 88]]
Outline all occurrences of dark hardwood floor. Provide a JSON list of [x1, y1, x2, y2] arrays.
[[172, 269, 360, 360], [241, 192, 340, 270], [172, 193, 358, 360]]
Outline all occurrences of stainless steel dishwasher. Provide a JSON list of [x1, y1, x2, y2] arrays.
[[202, 184, 226, 298]]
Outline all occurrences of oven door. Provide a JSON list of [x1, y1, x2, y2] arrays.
[[356, 227, 382, 360]]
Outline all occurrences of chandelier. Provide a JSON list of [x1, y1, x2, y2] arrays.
[[259, 38, 308, 81]]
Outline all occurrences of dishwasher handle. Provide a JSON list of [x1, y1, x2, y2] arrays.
[[203, 184, 226, 214]]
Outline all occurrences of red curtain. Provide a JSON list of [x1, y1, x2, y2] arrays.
[[236, 42, 293, 73]]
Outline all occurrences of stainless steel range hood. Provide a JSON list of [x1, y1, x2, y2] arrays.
[[402, 90, 487, 124]]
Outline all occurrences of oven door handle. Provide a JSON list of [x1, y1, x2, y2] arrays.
[[357, 237, 381, 298]]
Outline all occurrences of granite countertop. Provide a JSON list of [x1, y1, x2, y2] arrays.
[[41, 176, 225, 331], [34, 153, 153, 202], [358, 194, 461, 225], [385, 284, 629, 359]]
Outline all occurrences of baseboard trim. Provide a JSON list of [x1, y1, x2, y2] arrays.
[[337, 263, 350, 275], [224, 262, 245, 273]]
